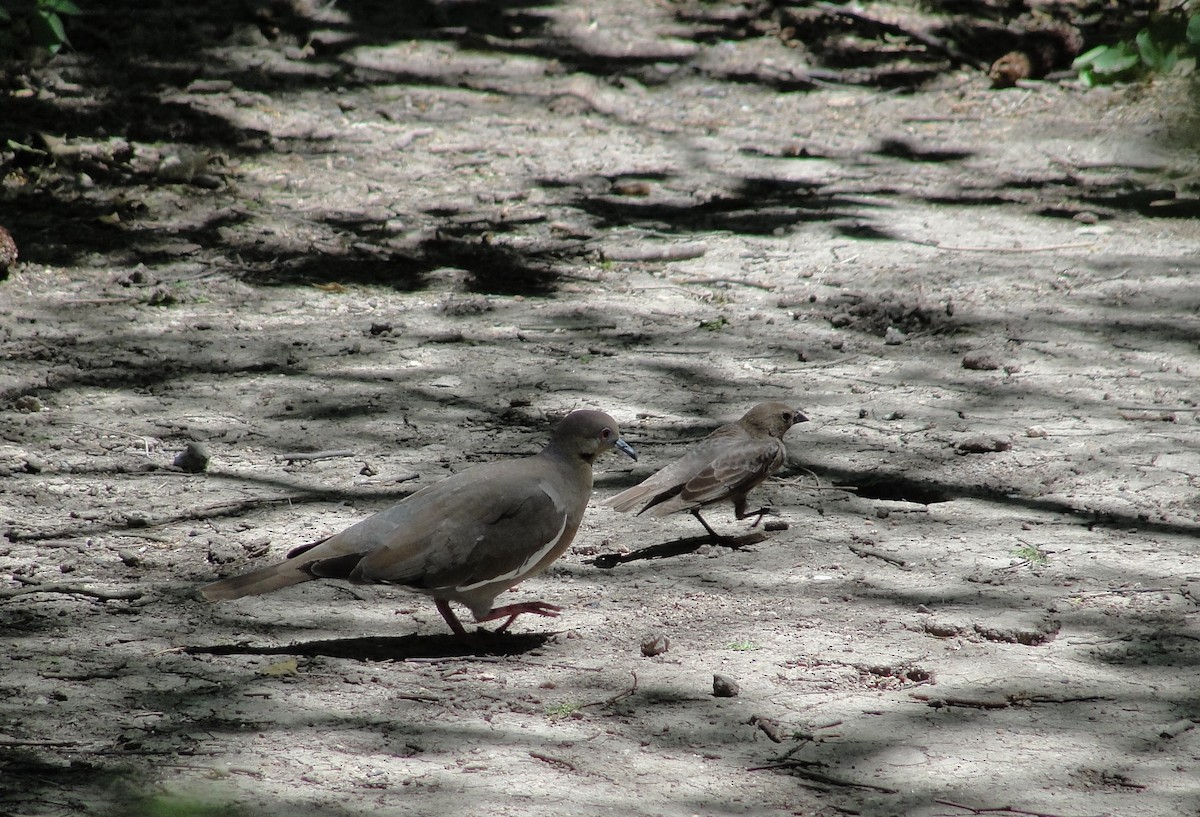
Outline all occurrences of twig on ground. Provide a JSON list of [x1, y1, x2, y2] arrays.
[[748, 715, 786, 743], [59, 421, 155, 454], [603, 243, 708, 262], [579, 671, 638, 709], [1158, 719, 1196, 739], [909, 238, 1094, 253], [847, 542, 909, 568], [748, 761, 899, 792], [0, 583, 142, 601], [911, 692, 1105, 710], [60, 296, 139, 306], [7, 492, 334, 542], [933, 798, 1112, 817], [529, 751, 578, 771], [276, 449, 356, 463], [815, 1, 985, 70], [672, 275, 774, 291]]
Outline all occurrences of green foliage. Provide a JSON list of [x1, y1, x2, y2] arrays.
[[1074, 12, 1200, 86], [545, 700, 581, 718], [725, 640, 760, 651], [0, 0, 82, 56], [127, 794, 239, 817], [1012, 543, 1048, 565]]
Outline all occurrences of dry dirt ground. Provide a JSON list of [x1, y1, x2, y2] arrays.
[[2, 2, 1199, 816]]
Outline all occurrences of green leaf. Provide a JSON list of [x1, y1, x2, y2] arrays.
[[41, 0, 83, 16], [1072, 44, 1110, 70], [1089, 43, 1140, 76], [1136, 28, 1166, 71], [30, 10, 67, 53], [0, 8, 11, 23], [1161, 44, 1183, 73], [1187, 15, 1200, 45]]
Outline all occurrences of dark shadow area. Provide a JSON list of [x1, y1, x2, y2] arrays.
[[586, 534, 717, 568], [185, 631, 553, 661], [567, 177, 869, 236], [875, 138, 973, 163], [801, 463, 1200, 539]]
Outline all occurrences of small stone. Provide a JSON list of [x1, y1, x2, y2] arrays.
[[955, 436, 1013, 455], [962, 351, 1002, 371], [883, 326, 906, 345], [173, 442, 210, 473], [713, 674, 740, 697], [427, 330, 464, 344], [1025, 426, 1049, 438], [118, 549, 142, 567], [0, 225, 17, 274], [13, 395, 43, 413], [641, 633, 670, 657]]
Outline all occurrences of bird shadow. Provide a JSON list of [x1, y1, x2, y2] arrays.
[[185, 631, 553, 662], [586, 531, 768, 569]]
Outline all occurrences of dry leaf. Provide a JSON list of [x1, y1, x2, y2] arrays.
[[258, 658, 298, 676]]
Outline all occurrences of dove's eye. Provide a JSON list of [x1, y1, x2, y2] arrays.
[[600, 427, 613, 440]]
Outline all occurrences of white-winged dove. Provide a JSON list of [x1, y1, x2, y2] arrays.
[[201, 410, 636, 635], [604, 402, 806, 540]]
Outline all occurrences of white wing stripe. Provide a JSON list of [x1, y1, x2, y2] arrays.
[[454, 513, 569, 592]]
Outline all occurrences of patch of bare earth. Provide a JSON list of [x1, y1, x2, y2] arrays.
[[2, 2, 1198, 816]]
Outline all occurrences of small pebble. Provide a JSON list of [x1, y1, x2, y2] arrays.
[[962, 351, 1002, 371], [174, 441, 210, 473], [713, 674, 741, 697], [641, 633, 670, 657], [955, 436, 1013, 455], [13, 395, 43, 412]]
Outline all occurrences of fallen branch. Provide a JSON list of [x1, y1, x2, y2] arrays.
[[529, 751, 578, 771], [5, 494, 321, 542], [934, 798, 1112, 817], [0, 583, 142, 601], [847, 542, 909, 568], [276, 449, 356, 463], [911, 692, 1104, 710], [749, 715, 786, 743], [1158, 719, 1196, 739], [580, 671, 638, 709], [814, 2, 985, 70], [747, 761, 899, 793], [909, 238, 1094, 253], [673, 275, 774, 291], [603, 242, 707, 263], [0, 737, 84, 747], [58, 421, 156, 454]]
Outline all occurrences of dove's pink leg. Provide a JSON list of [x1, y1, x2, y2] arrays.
[[435, 599, 469, 636], [477, 601, 562, 633]]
